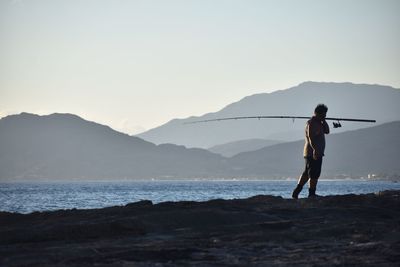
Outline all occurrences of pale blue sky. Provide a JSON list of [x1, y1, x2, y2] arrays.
[[1, 0, 399, 134]]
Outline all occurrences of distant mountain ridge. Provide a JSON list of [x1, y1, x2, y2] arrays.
[[208, 139, 282, 157], [0, 113, 227, 180], [1, 113, 399, 180], [137, 82, 400, 148], [228, 121, 400, 178]]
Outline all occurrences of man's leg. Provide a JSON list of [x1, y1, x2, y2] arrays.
[[308, 178, 318, 197], [308, 158, 322, 198], [292, 158, 310, 199], [298, 171, 310, 187]]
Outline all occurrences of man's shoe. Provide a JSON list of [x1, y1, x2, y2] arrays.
[[308, 188, 319, 198], [292, 185, 303, 199]]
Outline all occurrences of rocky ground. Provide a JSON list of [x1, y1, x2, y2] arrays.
[[1, 190, 399, 266]]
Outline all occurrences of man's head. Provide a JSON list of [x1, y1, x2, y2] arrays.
[[314, 104, 328, 119]]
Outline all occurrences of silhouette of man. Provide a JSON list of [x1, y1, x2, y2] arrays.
[[292, 104, 330, 198]]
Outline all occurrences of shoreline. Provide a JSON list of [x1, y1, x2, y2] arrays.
[[1, 177, 399, 183], [2, 181, 400, 214], [1, 190, 399, 266]]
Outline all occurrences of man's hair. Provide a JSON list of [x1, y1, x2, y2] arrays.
[[314, 104, 328, 114]]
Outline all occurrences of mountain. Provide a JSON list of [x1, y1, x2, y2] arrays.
[[0, 113, 228, 180], [137, 82, 400, 148], [208, 139, 282, 157], [1, 113, 398, 180], [227, 121, 400, 178]]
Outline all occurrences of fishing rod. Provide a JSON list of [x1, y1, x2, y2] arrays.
[[184, 116, 376, 128]]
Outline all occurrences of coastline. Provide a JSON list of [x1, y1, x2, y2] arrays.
[[2, 180, 400, 214], [1, 190, 399, 266]]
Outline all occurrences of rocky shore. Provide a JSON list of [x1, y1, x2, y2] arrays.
[[1, 191, 399, 266]]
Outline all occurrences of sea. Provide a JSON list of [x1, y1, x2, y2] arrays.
[[1, 179, 399, 214]]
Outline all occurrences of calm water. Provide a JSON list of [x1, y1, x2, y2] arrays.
[[1, 180, 399, 213]]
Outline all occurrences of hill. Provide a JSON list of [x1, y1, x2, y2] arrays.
[[228, 121, 400, 178], [1, 113, 399, 180], [0, 113, 227, 180], [208, 139, 282, 157], [137, 82, 400, 148]]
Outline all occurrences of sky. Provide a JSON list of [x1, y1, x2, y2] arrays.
[[1, 0, 399, 134]]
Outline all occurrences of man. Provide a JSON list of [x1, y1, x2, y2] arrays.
[[292, 104, 330, 199]]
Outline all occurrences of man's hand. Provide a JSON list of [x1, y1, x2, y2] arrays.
[[322, 119, 330, 134]]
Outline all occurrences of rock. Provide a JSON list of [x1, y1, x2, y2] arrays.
[[0, 190, 399, 266]]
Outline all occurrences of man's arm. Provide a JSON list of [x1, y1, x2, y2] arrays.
[[322, 120, 330, 134]]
